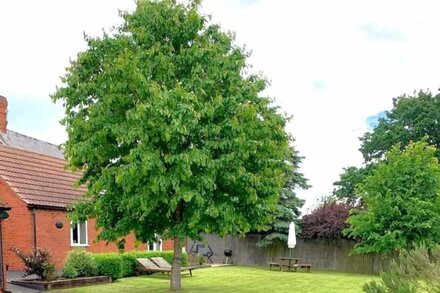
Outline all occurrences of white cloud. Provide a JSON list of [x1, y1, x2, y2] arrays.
[[201, 0, 440, 211], [1, 0, 440, 211], [0, 0, 136, 100]]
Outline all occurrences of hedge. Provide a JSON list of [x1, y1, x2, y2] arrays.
[[93, 254, 123, 280], [93, 251, 188, 280]]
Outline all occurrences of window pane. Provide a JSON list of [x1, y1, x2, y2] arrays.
[[79, 222, 87, 245], [72, 225, 78, 244]]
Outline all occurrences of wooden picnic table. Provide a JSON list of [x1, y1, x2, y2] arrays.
[[278, 257, 303, 271]]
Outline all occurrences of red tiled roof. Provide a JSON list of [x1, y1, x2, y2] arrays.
[[0, 144, 85, 209]]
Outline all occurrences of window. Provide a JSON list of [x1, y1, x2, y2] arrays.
[[148, 234, 162, 251], [71, 221, 88, 246]]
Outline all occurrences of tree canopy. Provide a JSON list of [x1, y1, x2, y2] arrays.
[[52, 0, 298, 289], [332, 166, 372, 205], [345, 141, 440, 254], [360, 90, 440, 162], [334, 90, 440, 204]]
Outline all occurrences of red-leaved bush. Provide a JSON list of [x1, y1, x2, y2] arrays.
[[10, 247, 56, 280], [301, 201, 352, 239]]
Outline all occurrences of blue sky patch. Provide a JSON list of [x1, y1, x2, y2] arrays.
[[359, 23, 405, 42], [312, 80, 326, 91], [366, 111, 386, 129], [7, 98, 62, 135]]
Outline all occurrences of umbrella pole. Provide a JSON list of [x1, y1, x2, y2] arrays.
[[289, 248, 292, 258]]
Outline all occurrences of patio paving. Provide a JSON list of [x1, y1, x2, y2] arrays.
[[6, 271, 41, 293]]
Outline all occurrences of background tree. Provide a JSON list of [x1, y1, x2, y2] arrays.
[[52, 0, 296, 290], [332, 166, 372, 205], [256, 150, 308, 247], [345, 141, 440, 254], [360, 90, 440, 162], [335, 90, 440, 204], [300, 200, 352, 239]]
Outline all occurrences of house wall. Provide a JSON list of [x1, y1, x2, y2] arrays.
[[162, 240, 173, 251], [1, 180, 174, 270], [32, 210, 152, 268], [1, 180, 34, 272]]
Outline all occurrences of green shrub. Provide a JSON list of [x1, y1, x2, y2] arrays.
[[93, 250, 188, 279], [62, 264, 78, 279], [42, 262, 56, 281], [363, 246, 440, 293], [62, 249, 98, 279], [94, 254, 124, 280]]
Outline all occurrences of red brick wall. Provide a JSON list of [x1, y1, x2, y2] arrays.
[[1, 180, 33, 271], [0, 96, 8, 133], [86, 219, 149, 254], [32, 209, 71, 268], [0, 180, 176, 271], [162, 239, 174, 251], [32, 212, 150, 268]]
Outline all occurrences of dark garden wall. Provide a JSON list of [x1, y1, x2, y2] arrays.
[[188, 234, 391, 275]]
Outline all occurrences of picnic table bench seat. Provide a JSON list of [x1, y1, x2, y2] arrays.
[[293, 263, 312, 272], [268, 262, 282, 271], [268, 261, 312, 273]]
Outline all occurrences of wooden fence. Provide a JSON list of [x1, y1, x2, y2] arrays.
[[187, 234, 392, 275]]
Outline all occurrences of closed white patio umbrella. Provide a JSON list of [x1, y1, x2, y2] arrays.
[[287, 222, 296, 257]]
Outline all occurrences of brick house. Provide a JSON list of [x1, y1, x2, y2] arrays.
[[0, 95, 173, 272]]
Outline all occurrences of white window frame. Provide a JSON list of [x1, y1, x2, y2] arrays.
[[70, 221, 89, 247], [148, 233, 162, 251]]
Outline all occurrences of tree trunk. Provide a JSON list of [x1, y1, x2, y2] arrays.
[[170, 237, 182, 291]]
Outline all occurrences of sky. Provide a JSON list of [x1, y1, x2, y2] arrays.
[[1, 0, 440, 212]]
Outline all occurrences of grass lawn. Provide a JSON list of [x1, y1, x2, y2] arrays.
[[57, 266, 378, 292]]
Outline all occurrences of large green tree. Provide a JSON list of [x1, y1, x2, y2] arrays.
[[52, 0, 295, 290], [361, 90, 440, 162], [345, 141, 440, 254]]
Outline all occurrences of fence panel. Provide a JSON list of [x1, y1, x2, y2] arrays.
[[187, 234, 390, 274]]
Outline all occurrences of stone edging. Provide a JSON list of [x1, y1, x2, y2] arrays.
[[11, 275, 112, 290]]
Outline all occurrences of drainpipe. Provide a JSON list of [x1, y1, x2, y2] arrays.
[[31, 209, 37, 251]]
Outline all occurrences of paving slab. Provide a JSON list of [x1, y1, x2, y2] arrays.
[[6, 271, 40, 293]]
